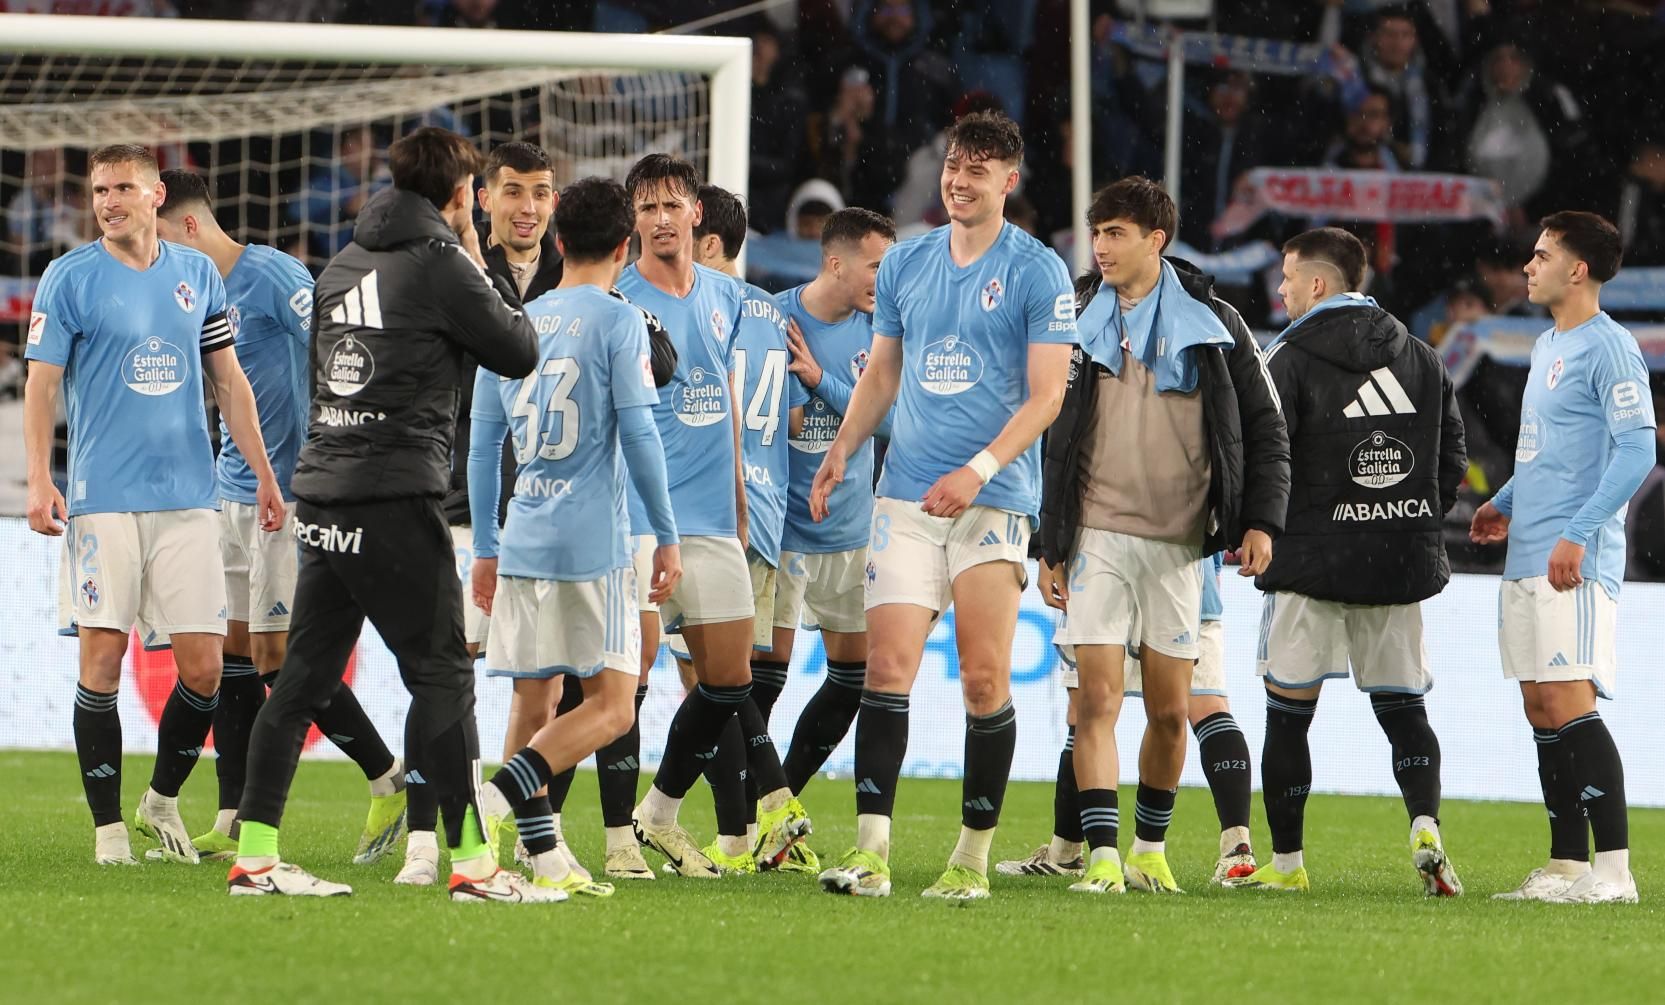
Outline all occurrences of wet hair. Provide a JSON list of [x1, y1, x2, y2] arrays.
[[90, 144, 159, 180], [484, 141, 554, 186], [553, 177, 634, 263], [694, 184, 747, 260], [624, 152, 700, 206], [820, 207, 895, 251], [157, 169, 212, 217], [1086, 176, 1176, 252], [1283, 227, 1368, 291], [1540, 211, 1623, 283], [944, 110, 1024, 166], [388, 127, 483, 209]]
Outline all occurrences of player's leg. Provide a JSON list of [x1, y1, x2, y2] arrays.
[[998, 678, 1086, 877], [535, 678, 596, 881], [495, 674, 560, 870], [203, 503, 260, 857], [675, 637, 754, 873], [782, 551, 870, 798], [1068, 643, 1126, 894], [596, 557, 661, 881], [395, 638, 472, 887], [1189, 620, 1256, 884], [1347, 602, 1459, 896]]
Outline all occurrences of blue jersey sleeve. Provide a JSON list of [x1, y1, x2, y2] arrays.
[[788, 368, 810, 409], [620, 404, 678, 546], [610, 311, 659, 412], [1024, 250, 1078, 346], [24, 258, 78, 367], [1563, 427, 1654, 547], [272, 257, 315, 345], [872, 252, 904, 338], [1592, 338, 1657, 438], [200, 266, 233, 354], [469, 367, 509, 557]]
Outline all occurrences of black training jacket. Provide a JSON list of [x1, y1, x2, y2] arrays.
[[293, 188, 538, 506], [1254, 298, 1466, 606], [1038, 257, 1290, 565]]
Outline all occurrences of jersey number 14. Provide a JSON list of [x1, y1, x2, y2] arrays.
[[731, 347, 788, 447]]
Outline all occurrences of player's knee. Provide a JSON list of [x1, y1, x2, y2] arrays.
[[250, 632, 287, 675], [1143, 697, 1187, 737], [598, 693, 636, 741], [176, 662, 222, 696], [864, 650, 913, 693], [1074, 679, 1122, 723], [958, 669, 1008, 715]]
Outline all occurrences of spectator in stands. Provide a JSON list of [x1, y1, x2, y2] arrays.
[[1455, 39, 1588, 221], [1360, 4, 1445, 170], [289, 124, 385, 261], [889, 91, 1004, 233], [814, 66, 880, 208], [747, 18, 808, 234], [1617, 140, 1665, 266], [1427, 275, 1491, 347], [1178, 71, 1267, 252], [1003, 193, 1039, 238], [1325, 86, 1399, 171], [1474, 239, 1541, 317], [785, 178, 844, 241], [839, 0, 959, 211], [943, 1, 1037, 128]]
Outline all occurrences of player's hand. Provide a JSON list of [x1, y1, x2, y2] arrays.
[[921, 466, 982, 519], [650, 543, 683, 605], [810, 445, 848, 522], [255, 478, 286, 532], [1038, 559, 1069, 611], [785, 318, 823, 389], [1237, 528, 1273, 577], [1469, 500, 1510, 544], [26, 480, 67, 537], [1547, 538, 1586, 592], [471, 556, 498, 615]]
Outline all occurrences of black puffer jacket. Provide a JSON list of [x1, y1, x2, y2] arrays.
[[1254, 298, 1466, 605], [293, 188, 537, 506], [1038, 258, 1290, 565]]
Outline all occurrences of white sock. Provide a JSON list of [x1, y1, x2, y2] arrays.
[[213, 808, 238, 837], [604, 825, 636, 854], [531, 848, 571, 882], [478, 779, 513, 821], [639, 786, 681, 828], [1130, 838, 1164, 857], [717, 833, 749, 858], [552, 813, 565, 844], [1272, 850, 1304, 872], [1049, 835, 1084, 864], [1410, 815, 1440, 844], [745, 822, 759, 849], [369, 757, 403, 797], [407, 830, 438, 856], [1547, 857, 1591, 877], [451, 851, 497, 881], [1219, 826, 1251, 857], [1087, 845, 1120, 867], [759, 787, 791, 814], [1593, 848, 1630, 884], [856, 813, 892, 859], [142, 788, 177, 812], [946, 825, 995, 876]]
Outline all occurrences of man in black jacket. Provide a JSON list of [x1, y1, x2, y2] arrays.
[[1037, 177, 1289, 895], [231, 127, 541, 901], [1239, 227, 1466, 898]]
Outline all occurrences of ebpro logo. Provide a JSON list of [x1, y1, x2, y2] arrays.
[[123, 337, 187, 396], [918, 333, 984, 396]]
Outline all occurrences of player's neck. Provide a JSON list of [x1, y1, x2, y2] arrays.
[[1550, 290, 1601, 333], [101, 231, 159, 272], [490, 231, 542, 267], [637, 249, 696, 297], [706, 258, 740, 279], [557, 261, 617, 290], [1116, 260, 1162, 303], [801, 275, 854, 324], [948, 214, 1004, 268], [207, 235, 247, 281]]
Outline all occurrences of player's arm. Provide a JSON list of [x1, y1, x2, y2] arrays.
[[810, 332, 901, 521], [204, 329, 285, 532], [23, 361, 68, 536], [435, 245, 538, 379], [1548, 355, 1657, 589], [730, 370, 749, 549], [1221, 301, 1288, 575], [467, 367, 509, 614], [615, 317, 681, 603], [1471, 477, 1513, 544], [1437, 364, 1468, 516]]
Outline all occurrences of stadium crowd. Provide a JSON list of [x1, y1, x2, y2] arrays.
[[4, 0, 1665, 574]]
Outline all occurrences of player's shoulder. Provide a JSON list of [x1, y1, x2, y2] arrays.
[[41, 241, 107, 286], [694, 262, 743, 304], [884, 226, 946, 272], [241, 243, 313, 287], [1584, 312, 1641, 353], [162, 239, 218, 275], [999, 224, 1069, 280]]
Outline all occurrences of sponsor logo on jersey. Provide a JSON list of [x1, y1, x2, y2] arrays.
[[640, 353, 655, 389], [28, 311, 46, 345], [1516, 404, 1542, 463], [851, 348, 870, 381], [1332, 498, 1434, 522], [1611, 379, 1647, 422], [674, 365, 727, 427], [979, 276, 1004, 312], [790, 397, 839, 453], [513, 474, 574, 499], [80, 578, 99, 610], [918, 333, 985, 396], [174, 281, 196, 313], [226, 305, 242, 338], [294, 520, 364, 554], [1349, 430, 1414, 488], [316, 405, 385, 427], [325, 333, 375, 396], [710, 307, 728, 344], [1547, 356, 1564, 390], [289, 286, 313, 318], [743, 462, 775, 487], [123, 336, 187, 396]]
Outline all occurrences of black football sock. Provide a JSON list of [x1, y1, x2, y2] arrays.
[[1261, 692, 1317, 855], [514, 793, 558, 857], [749, 659, 789, 725], [703, 716, 750, 837], [73, 684, 123, 826], [853, 690, 909, 818], [595, 683, 648, 828], [1559, 712, 1628, 854], [1132, 781, 1176, 844], [783, 659, 864, 794], [653, 683, 748, 800], [740, 696, 790, 797], [1370, 693, 1441, 823], [1054, 726, 1082, 842], [489, 747, 553, 815], [1193, 711, 1252, 832], [213, 656, 264, 811], [150, 679, 218, 798], [1534, 727, 1589, 862], [1078, 787, 1119, 853], [961, 699, 1017, 830]]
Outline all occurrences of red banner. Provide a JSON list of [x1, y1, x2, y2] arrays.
[[1212, 169, 1506, 240]]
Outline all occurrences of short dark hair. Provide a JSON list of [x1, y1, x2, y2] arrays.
[[157, 169, 212, 217], [944, 110, 1024, 166], [1540, 210, 1623, 283], [1373, 3, 1418, 28], [624, 152, 700, 207], [694, 184, 747, 260], [1086, 176, 1176, 251], [821, 207, 895, 251], [553, 177, 634, 263], [484, 141, 554, 186], [388, 126, 483, 209], [89, 144, 158, 179], [1283, 227, 1368, 291]]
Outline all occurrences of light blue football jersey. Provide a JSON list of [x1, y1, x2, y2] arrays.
[[872, 223, 1076, 521], [26, 239, 230, 515], [778, 284, 880, 554], [731, 281, 809, 566], [1201, 552, 1224, 623], [1504, 312, 1656, 594], [617, 262, 743, 538], [471, 284, 658, 581], [219, 245, 314, 503]]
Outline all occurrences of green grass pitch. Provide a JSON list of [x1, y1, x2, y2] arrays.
[[2, 750, 1660, 1003]]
